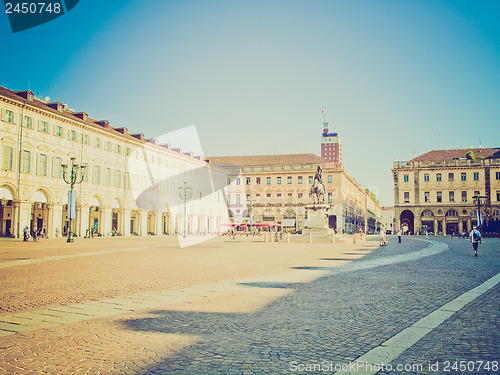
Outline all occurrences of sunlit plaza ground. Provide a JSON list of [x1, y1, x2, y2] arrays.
[[0, 234, 498, 374]]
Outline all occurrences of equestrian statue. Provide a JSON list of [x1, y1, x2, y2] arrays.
[[310, 166, 327, 204]]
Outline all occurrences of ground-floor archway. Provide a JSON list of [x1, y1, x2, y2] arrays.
[[0, 185, 16, 237], [400, 210, 415, 234]]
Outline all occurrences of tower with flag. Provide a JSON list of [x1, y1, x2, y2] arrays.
[[320, 107, 342, 167]]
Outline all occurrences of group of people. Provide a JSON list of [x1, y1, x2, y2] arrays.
[[380, 225, 483, 256], [22, 225, 47, 242]]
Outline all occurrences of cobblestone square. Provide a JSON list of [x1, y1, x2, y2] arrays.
[[0, 235, 498, 374]]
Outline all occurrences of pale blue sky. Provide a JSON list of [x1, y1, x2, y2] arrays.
[[1, 0, 499, 205]]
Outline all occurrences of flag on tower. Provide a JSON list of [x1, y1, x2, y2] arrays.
[[321, 108, 325, 114]]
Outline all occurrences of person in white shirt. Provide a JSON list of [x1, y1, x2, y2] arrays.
[[397, 229, 402, 243], [380, 228, 387, 246], [469, 226, 482, 257]]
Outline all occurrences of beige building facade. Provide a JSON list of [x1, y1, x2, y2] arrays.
[[208, 154, 382, 234], [393, 148, 500, 235], [0, 86, 228, 239], [381, 206, 395, 233]]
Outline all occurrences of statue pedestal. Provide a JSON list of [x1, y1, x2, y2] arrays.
[[305, 204, 330, 229], [304, 204, 331, 240]]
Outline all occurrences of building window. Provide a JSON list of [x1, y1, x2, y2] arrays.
[[309, 176, 313, 183], [115, 144, 121, 154], [236, 178, 241, 185], [298, 176, 303, 184], [82, 134, 89, 145], [449, 191, 455, 202], [4, 109, 14, 123], [403, 192, 410, 203], [474, 190, 480, 198], [227, 194, 231, 205], [328, 192, 332, 203], [227, 178, 231, 185], [424, 191, 430, 202], [403, 174, 409, 182], [114, 170, 121, 187], [448, 173, 454, 182], [266, 193, 271, 204], [105, 142, 112, 152], [126, 148, 131, 156], [298, 193, 303, 203], [256, 194, 261, 203], [328, 175, 332, 183], [256, 177, 261, 184], [69, 130, 77, 141], [23, 116, 33, 129], [437, 191, 442, 203], [287, 176, 292, 184], [38, 154, 48, 176], [267, 177, 271, 185], [277, 193, 281, 203], [94, 137, 101, 148], [496, 172, 500, 180], [436, 173, 442, 182], [497, 191, 500, 202], [38, 120, 49, 133], [125, 172, 131, 189], [424, 174, 429, 182], [474, 172, 479, 181], [277, 177, 281, 184], [246, 177, 251, 185], [21, 150, 31, 173], [93, 165, 101, 184], [82, 163, 89, 182], [287, 193, 292, 204], [462, 191, 467, 202], [2, 146, 13, 170], [53, 157, 62, 178], [236, 194, 240, 205], [55, 125, 63, 137], [461, 172, 467, 181], [105, 168, 111, 185]]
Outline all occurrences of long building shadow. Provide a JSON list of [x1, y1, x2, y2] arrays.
[[116, 242, 482, 375]]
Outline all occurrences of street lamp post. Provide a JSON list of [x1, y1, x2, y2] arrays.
[[473, 195, 488, 231], [178, 182, 192, 238], [246, 196, 254, 231], [62, 157, 86, 243]]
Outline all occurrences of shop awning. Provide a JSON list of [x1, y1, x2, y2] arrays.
[[282, 218, 296, 227]]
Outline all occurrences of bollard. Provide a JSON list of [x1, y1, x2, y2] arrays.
[[353, 234, 356, 243], [287, 233, 290, 243], [308, 233, 312, 243], [331, 233, 335, 243]]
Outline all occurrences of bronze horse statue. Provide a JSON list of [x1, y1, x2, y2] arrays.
[[310, 166, 327, 204]]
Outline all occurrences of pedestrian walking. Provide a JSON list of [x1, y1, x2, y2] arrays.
[[32, 227, 38, 242], [380, 228, 387, 246], [23, 226, 29, 241], [469, 226, 482, 257], [398, 228, 402, 243]]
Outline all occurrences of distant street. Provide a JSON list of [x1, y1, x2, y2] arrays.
[[0, 235, 498, 374]]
